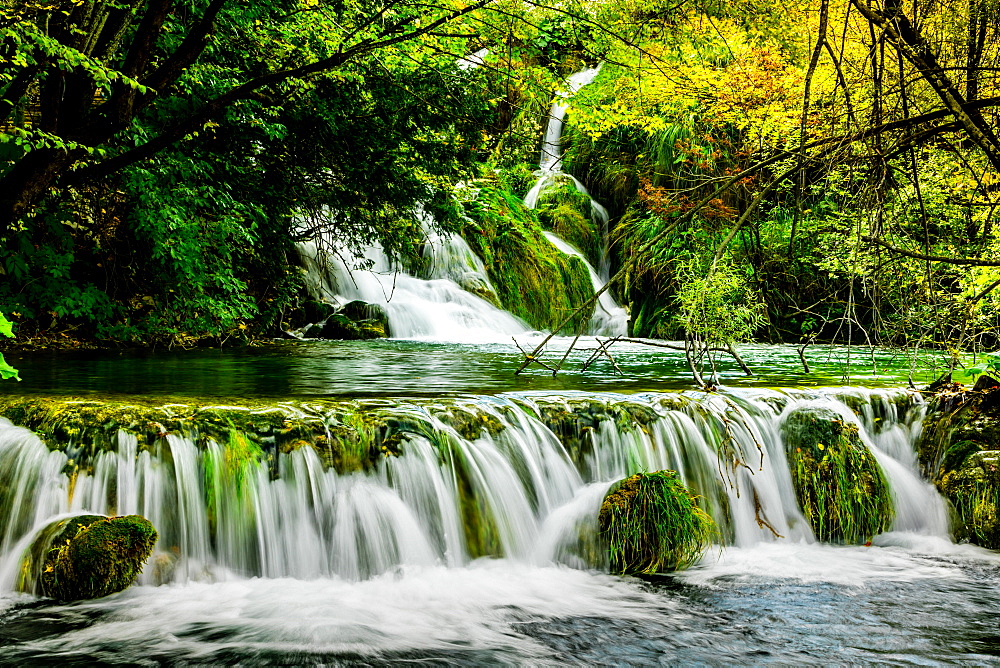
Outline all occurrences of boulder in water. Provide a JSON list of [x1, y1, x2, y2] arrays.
[[318, 301, 390, 339], [598, 470, 714, 574], [783, 407, 894, 544], [19, 514, 158, 601]]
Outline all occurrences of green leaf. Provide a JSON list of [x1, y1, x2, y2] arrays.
[[0, 312, 13, 338], [0, 353, 19, 381]]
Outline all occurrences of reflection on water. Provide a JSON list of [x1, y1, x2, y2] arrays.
[[0, 339, 947, 398]]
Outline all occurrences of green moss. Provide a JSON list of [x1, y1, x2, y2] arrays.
[[534, 178, 602, 268], [461, 184, 596, 333], [598, 470, 715, 574], [918, 384, 1000, 547], [20, 514, 158, 601], [941, 450, 1000, 547], [0, 397, 409, 477], [783, 407, 895, 544]]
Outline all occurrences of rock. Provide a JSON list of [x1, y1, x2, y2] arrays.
[[317, 302, 390, 340], [782, 407, 894, 544], [918, 381, 1000, 547], [18, 514, 158, 601], [598, 470, 714, 574]]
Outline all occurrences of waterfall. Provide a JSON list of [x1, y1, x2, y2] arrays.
[[298, 211, 530, 343], [0, 388, 948, 589], [523, 67, 628, 336]]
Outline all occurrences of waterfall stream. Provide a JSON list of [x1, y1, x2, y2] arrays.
[[298, 214, 530, 343], [0, 388, 946, 588]]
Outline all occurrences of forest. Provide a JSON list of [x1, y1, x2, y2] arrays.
[[0, 0, 997, 366], [2, 2, 1000, 663]]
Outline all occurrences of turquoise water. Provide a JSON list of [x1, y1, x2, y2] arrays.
[[0, 339, 945, 398]]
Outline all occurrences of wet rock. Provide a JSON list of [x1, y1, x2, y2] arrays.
[[19, 514, 158, 601], [598, 470, 714, 574], [318, 301, 390, 340], [782, 407, 894, 544]]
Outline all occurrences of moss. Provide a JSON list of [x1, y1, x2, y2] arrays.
[[461, 184, 595, 333], [940, 450, 1000, 547], [534, 178, 602, 268], [598, 470, 714, 574], [19, 514, 158, 601], [0, 397, 406, 476], [919, 382, 1000, 547], [783, 407, 894, 544]]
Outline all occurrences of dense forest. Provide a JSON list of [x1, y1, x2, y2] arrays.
[[1, 0, 998, 360]]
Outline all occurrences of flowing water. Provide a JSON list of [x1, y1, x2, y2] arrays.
[[0, 68, 996, 665], [0, 382, 997, 664]]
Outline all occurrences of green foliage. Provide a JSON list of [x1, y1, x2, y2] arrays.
[[598, 470, 715, 574], [0, 311, 18, 380], [963, 352, 1000, 383], [783, 408, 895, 544], [675, 261, 766, 346], [461, 183, 596, 333]]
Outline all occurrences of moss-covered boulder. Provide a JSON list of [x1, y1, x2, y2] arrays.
[[318, 300, 389, 340], [918, 375, 1000, 547], [598, 470, 714, 574], [19, 514, 158, 601], [460, 184, 595, 334], [783, 407, 894, 544]]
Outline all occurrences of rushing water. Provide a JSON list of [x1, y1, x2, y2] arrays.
[[0, 66, 994, 665], [0, 384, 996, 663]]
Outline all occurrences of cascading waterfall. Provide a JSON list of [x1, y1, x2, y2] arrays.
[[297, 211, 530, 343], [0, 388, 948, 590], [524, 67, 628, 336]]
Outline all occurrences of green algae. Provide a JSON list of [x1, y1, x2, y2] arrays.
[[460, 184, 595, 334], [598, 470, 714, 574], [783, 407, 894, 544]]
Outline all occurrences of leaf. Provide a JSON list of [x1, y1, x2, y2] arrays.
[[0, 354, 19, 381], [0, 312, 13, 338]]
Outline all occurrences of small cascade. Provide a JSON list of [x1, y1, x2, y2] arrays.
[[298, 212, 530, 343], [543, 232, 628, 337], [0, 388, 948, 590], [523, 67, 628, 336]]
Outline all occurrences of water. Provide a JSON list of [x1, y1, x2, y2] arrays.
[[297, 212, 529, 343], [0, 383, 995, 663], [0, 340, 945, 398]]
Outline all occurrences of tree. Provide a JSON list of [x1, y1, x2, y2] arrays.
[[0, 0, 494, 231]]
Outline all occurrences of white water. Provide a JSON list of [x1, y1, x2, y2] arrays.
[[0, 388, 948, 591], [298, 215, 530, 343], [521, 66, 629, 335], [544, 232, 629, 336]]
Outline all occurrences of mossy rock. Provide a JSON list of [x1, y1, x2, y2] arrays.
[[783, 407, 894, 544], [19, 514, 158, 601], [598, 470, 714, 574], [320, 313, 386, 340], [918, 382, 1000, 546], [940, 450, 1000, 548], [461, 184, 595, 333], [534, 178, 602, 268]]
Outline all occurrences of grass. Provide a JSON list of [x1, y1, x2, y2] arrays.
[[598, 470, 715, 574], [783, 407, 895, 544]]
